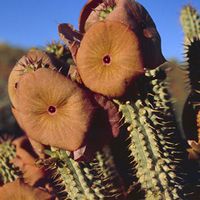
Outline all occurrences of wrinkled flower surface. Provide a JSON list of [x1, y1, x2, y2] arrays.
[[77, 21, 144, 97], [14, 68, 95, 151], [79, 0, 165, 68]]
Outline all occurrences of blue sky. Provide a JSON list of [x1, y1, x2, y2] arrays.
[[0, 0, 200, 61]]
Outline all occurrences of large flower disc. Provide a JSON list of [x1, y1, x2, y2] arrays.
[[77, 21, 144, 97], [15, 68, 95, 151]]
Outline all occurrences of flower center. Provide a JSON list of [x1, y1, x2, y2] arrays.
[[48, 106, 56, 114], [103, 55, 111, 65]]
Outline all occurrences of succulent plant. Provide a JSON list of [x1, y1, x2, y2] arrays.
[[180, 5, 200, 154], [42, 145, 125, 200], [79, 0, 166, 69], [180, 5, 200, 40], [45, 41, 74, 76], [184, 37, 200, 90], [182, 35, 200, 161], [2, 1, 200, 199], [114, 62, 192, 199]]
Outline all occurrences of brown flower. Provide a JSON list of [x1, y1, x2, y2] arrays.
[[14, 68, 95, 151], [0, 179, 51, 200], [76, 21, 144, 97], [79, 0, 165, 68], [8, 49, 55, 107]]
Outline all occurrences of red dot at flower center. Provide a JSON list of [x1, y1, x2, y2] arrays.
[[103, 55, 111, 64], [48, 106, 56, 114]]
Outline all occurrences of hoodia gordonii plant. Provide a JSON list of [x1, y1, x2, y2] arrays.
[[182, 37, 200, 134], [41, 145, 124, 200], [181, 5, 200, 160], [182, 37, 200, 159], [115, 63, 200, 199], [8, 51, 125, 199], [2, 1, 200, 199], [74, 0, 200, 199]]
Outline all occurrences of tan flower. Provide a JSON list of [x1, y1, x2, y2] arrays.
[[8, 49, 55, 107], [79, 0, 165, 68], [0, 179, 51, 200], [77, 21, 144, 97], [14, 68, 95, 151]]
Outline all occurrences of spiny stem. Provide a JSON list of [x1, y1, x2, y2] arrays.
[[114, 63, 188, 199], [180, 5, 200, 40], [43, 145, 125, 200]]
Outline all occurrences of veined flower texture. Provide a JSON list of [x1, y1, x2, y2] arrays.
[[14, 68, 95, 151], [77, 21, 144, 97], [79, 0, 165, 68]]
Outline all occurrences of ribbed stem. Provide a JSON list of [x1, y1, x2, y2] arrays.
[[180, 5, 200, 40], [183, 37, 200, 140], [184, 37, 200, 89], [115, 63, 186, 200], [44, 145, 124, 200]]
